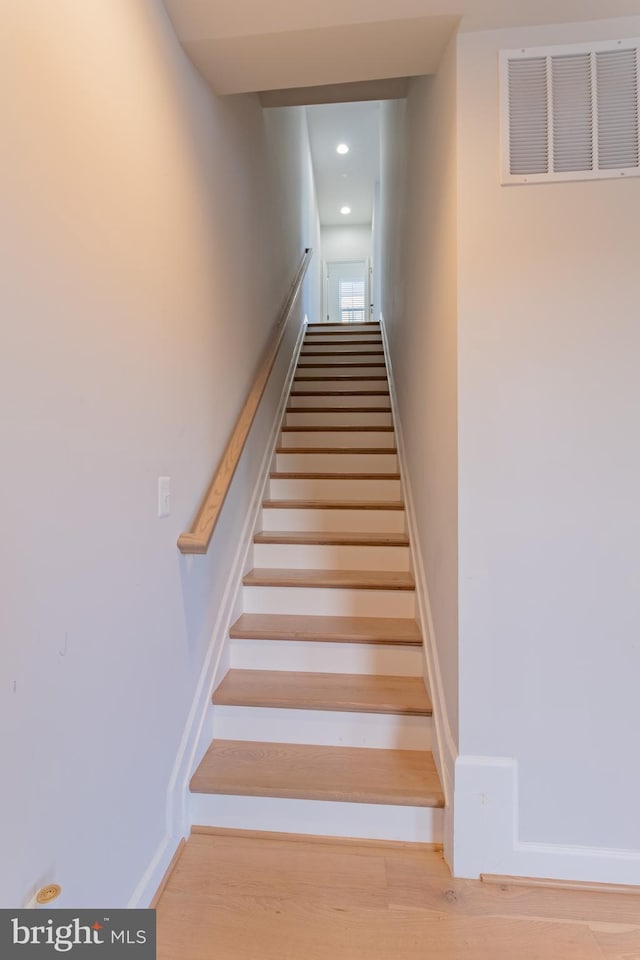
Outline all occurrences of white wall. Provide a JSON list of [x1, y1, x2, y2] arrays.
[[321, 224, 372, 263], [378, 39, 459, 819], [0, 0, 318, 908], [456, 16, 640, 879]]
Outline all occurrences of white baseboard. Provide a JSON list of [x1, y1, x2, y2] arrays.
[[454, 754, 640, 885], [131, 314, 308, 907], [127, 833, 176, 908], [378, 315, 457, 864]]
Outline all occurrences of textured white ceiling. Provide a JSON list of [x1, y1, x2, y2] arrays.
[[306, 101, 380, 227]]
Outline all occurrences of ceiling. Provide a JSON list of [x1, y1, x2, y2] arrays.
[[163, 0, 640, 95], [162, 0, 639, 229], [305, 101, 380, 226]]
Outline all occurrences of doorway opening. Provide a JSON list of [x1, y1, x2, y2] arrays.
[[324, 259, 371, 323]]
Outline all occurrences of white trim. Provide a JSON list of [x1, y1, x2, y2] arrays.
[[127, 833, 176, 908], [378, 314, 458, 866], [130, 315, 308, 907], [453, 755, 640, 885]]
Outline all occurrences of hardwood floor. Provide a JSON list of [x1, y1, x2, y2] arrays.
[[156, 831, 640, 960]]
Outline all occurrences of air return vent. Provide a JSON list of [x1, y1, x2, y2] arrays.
[[500, 39, 640, 184]]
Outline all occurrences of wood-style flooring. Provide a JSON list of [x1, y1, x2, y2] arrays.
[[155, 831, 640, 960]]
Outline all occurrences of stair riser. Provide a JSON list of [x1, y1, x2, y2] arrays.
[[304, 336, 383, 347], [299, 353, 385, 364], [252, 542, 411, 572], [190, 794, 443, 843], [242, 585, 415, 618], [276, 452, 398, 473], [280, 431, 395, 450], [260, 507, 405, 533], [307, 324, 380, 332], [213, 706, 432, 751], [302, 343, 383, 355], [293, 380, 385, 392], [229, 638, 423, 676], [297, 365, 386, 378], [269, 477, 401, 500], [288, 394, 390, 409], [285, 411, 393, 427]]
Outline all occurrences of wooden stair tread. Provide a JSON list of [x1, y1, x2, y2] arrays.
[[297, 360, 386, 368], [243, 568, 415, 591], [229, 613, 422, 645], [295, 375, 388, 382], [306, 322, 381, 327], [304, 337, 382, 343], [270, 472, 400, 479], [254, 531, 409, 547], [286, 407, 392, 414], [262, 499, 405, 510], [281, 425, 394, 433], [214, 670, 432, 715], [290, 390, 390, 397], [302, 340, 383, 347], [276, 447, 397, 455], [300, 350, 384, 357], [190, 740, 443, 807]]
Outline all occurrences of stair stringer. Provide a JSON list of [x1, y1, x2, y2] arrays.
[[378, 315, 458, 867], [165, 318, 309, 843]]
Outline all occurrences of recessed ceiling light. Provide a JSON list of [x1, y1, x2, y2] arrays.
[[340, 206, 351, 215], [336, 143, 349, 155]]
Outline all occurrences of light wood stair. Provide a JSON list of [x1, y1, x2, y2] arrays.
[[191, 741, 443, 807], [213, 670, 432, 715], [229, 613, 423, 645], [190, 321, 444, 843]]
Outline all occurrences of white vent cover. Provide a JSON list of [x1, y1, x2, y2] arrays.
[[500, 39, 640, 184]]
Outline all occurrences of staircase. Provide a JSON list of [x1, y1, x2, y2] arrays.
[[189, 321, 444, 843]]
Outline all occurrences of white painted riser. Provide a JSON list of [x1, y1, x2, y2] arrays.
[[289, 394, 390, 409], [276, 452, 398, 473], [230, 638, 423, 677], [304, 334, 383, 343], [212, 705, 432, 751], [260, 507, 406, 533], [253, 542, 411, 572], [190, 794, 442, 844], [306, 324, 380, 332], [303, 330, 382, 350], [298, 353, 385, 365], [243, 585, 416, 618], [269, 476, 401, 500], [293, 379, 386, 393], [297, 365, 386, 377], [300, 343, 384, 366], [280, 430, 395, 449], [304, 335, 383, 344], [285, 410, 393, 427]]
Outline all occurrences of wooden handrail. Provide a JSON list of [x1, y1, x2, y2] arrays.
[[177, 248, 313, 555]]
